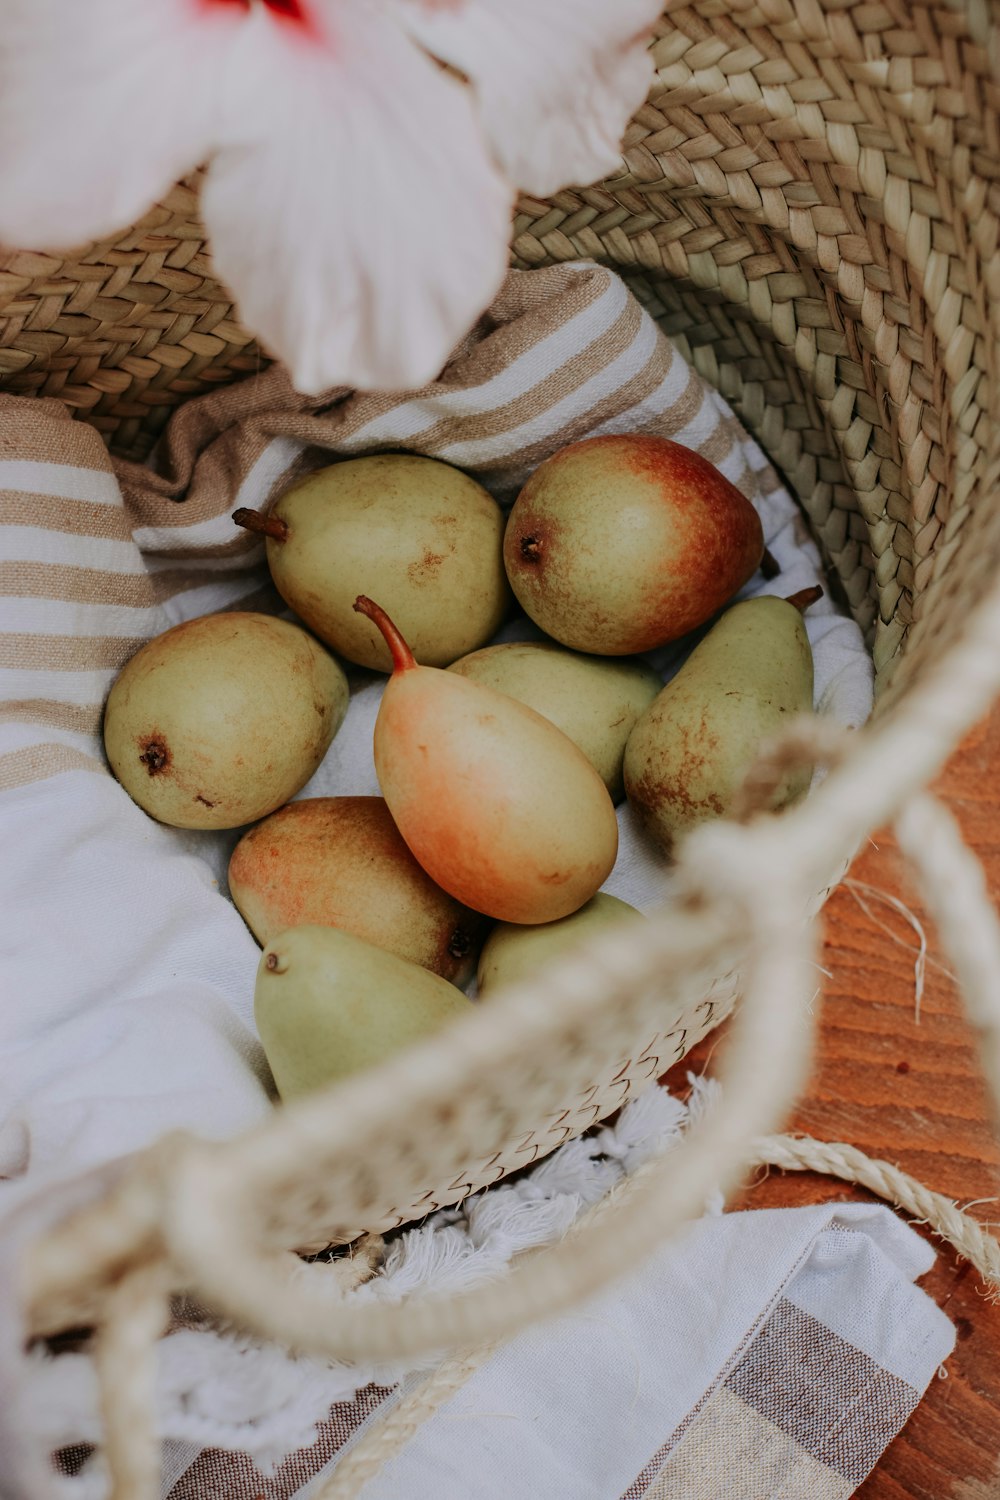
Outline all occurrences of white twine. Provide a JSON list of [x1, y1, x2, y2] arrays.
[[843, 878, 933, 1023], [93, 1265, 169, 1500], [895, 793, 1000, 1134]]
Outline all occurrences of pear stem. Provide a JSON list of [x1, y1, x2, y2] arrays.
[[353, 596, 417, 672], [785, 585, 823, 613], [232, 507, 289, 543]]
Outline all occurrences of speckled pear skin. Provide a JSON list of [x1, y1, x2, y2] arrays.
[[103, 612, 347, 830], [623, 595, 814, 854], [254, 926, 471, 1100], [477, 893, 641, 996], [448, 641, 661, 801], [244, 454, 511, 671], [228, 796, 488, 984], [356, 597, 619, 926], [503, 433, 764, 654]]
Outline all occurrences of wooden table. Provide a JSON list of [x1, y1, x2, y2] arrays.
[[665, 704, 1000, 1498]]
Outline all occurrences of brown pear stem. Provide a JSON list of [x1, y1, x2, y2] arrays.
[[353, 596, 417, 672], [760, 547, 780, 579], [785, 585, 823, 613], [232, 507, 289, 543]]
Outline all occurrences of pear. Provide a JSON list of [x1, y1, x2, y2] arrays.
[[354, 596, 619, 925], [623, 589, 820, 853], [478, 893, 641, 996], [103, 612, 347, 830], [229, 796, 488, 983], [503, 433, 764, 654], [233, 453, 511, 671], [255, 926, 471, 1100], [448, 642, 660, 801]]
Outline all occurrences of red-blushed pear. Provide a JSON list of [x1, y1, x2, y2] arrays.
[[229, 796, 487, 984], [503, 433, 765, 654], [354, 596, 619, 925]]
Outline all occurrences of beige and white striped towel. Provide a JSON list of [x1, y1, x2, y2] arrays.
[[297, 1199, 954, 1500]]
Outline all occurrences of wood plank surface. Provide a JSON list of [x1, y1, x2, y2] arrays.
[[664, 703, 1000, 1498]]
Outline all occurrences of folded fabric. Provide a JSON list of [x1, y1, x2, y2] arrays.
[[15, 1085, 943, 1500], [295, 1203, 955, 1500]]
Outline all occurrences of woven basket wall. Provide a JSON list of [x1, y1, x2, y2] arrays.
[[12, 0, 1000, 1313]]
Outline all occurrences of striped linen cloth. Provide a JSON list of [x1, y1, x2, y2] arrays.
[[153, 1150, 954, 1500], [0, 261, 882, 1496], [311, 1202, 954, 1500]]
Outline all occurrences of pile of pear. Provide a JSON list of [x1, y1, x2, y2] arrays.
[[101, 438, 820, 1103]]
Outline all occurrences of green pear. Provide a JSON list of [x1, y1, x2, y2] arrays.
[[504, 433, 764, 654], [255, 926, 471, 1099], [355, 597, 619, 925], [229, 796, 488, 983], [448, 642, 660, 801], [103, 612, 347, 830], [623, 590, 819, 854], [233, 453, 511, 671], [477, 893, 641, 996]]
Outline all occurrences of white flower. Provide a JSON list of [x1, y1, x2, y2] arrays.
[[0, 0, 659, 394]]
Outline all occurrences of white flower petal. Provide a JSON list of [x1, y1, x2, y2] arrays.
[[0, 0, 239, 248], [395, 0, 661, 196], [202, 7, 513, 394]]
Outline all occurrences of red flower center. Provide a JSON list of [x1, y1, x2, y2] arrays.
[[206, 0, 308, 20]]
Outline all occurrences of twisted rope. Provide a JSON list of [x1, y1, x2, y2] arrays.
[[756, 1134, 1000, 1287], [93, 1263, 170, 1500], [128, 600, 1000, 1371], [314, 1351, 493, 1500]]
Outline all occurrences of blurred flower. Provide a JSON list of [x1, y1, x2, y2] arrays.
[[0, 0, 659, 392]]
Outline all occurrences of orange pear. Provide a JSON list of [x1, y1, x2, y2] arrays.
[[354, 597, 619, 924]]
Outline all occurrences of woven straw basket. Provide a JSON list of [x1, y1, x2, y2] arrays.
[[11, 2, 1000, 1493]]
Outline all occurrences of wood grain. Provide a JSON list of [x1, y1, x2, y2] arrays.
[[664, 704, 1000, 1498]]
